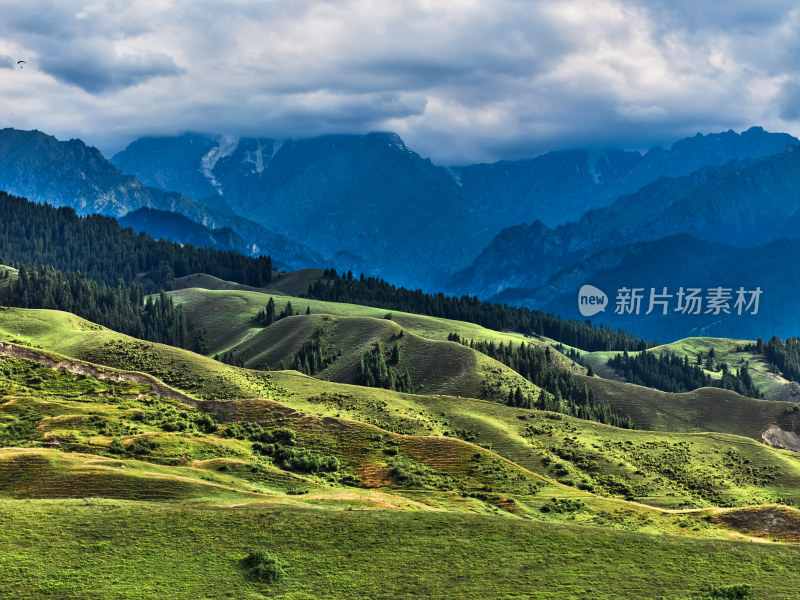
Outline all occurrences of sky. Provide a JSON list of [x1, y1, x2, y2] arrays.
[[2, 0, 800, 165]]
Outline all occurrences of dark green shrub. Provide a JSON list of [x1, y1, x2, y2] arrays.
[[195, 413, 218, 433], [276, 447, 340, 473], [682, 584, 754, 599], [254, 427, 296, 445], [242, 550, 287, 583], [108, 439, 125, 455], [251, 442, 277, 456], [339, 474, 362, 487], [540, 498, 585, 513], [126, 437, 159, 456]]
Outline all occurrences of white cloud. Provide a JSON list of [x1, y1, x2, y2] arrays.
[[1, 0, 800, 163]]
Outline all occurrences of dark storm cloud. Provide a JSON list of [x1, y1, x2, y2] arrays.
[[43, 45, 183, 94], [2, 0, 800, 164]]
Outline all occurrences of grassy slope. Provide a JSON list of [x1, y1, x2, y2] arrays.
[[4, 499, 800, 600], [234, 313, 535, 399], [266, 371, 800, 509], [172, 281, 584, 371], [4, 315, 800, 511], [4, 311, 800, 597], [3, 342, 758, 527], [2, 343, 799, 520], [168, 287, 800, 445], [173, 287, 542, 401], [2, 304, 798, 469], [584, 337, 799, 402], [581, 374, 800, 440]]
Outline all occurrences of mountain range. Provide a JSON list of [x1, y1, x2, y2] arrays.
[[2, 124, 800, 340]]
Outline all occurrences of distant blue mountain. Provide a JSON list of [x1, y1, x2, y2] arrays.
[[111, 126, 797, 289], [0, 128, 323, 270], [452, 140, 800, 303], [493, 234, 800, 341], [113, 132, 490, 287], [450, 126, 797, 230]]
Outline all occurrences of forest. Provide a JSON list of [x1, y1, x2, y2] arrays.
[[2, 265, 187, 348], [607, 350, 762, 397], [448, 333, 636, 428], [0, 191, 272, 291], [746, 336, 800, 383]]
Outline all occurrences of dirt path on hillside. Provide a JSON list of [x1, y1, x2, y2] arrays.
[[0, 341, 236, 418]]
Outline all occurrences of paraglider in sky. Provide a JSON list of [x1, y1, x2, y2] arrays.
[[17, 61, 25, 69]]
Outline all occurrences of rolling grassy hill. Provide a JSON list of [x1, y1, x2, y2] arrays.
[[3, 306, 800, 510], [167, 284, 800, 449], [262, 371, 800, 509], [578, 375, 800, 440], [5, 498, 800, 600], [4, 297, 800, 597], [170, 287, 544, 401], [174, 275, 584, 359]]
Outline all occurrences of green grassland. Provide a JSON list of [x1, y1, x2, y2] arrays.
[[2, 336, 800, 525], [5, 292, 800, 598], [0, 365, 799, 598], [168, 287, 800, 447], [171, 287, 544, 401], [172, 282, 583, 371], [263, 371, 800, 509], [4, 499, 800, 600], [3, 304, 800, 505], [234, 313, 539, 399], [3, 315, 800, 513]]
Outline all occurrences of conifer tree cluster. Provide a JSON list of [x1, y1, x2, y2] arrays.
[[447, 333, 635, 428], [356, 342, 412, 393], [255, 298, 300, 325], [745, 336, 800, 383], [279, 339, 340, 375], [5, 265, 187, 347], [0, 191, 272, 291], [214, 350, 244, 367], [607, 350, 761, 397], [306, 269, 653, 352]]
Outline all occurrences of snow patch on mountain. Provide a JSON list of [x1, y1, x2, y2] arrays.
[[200, 135, 239, 195], [587, 151, 603, 185], [386, 133, 411, 153], [243, 139, 285, 174], [446, 167, 463, 187]]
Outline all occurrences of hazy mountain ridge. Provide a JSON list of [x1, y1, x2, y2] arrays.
[[0, 128, 324, 270], [115, 132, 491, 287], [449, 148, 644, 229], [118, 208, 248, 257], [448, 160, 751, 296], [449, 125, 797, 232], [456, 143, 800, 311], [493, 234, 800, 340], [111, 126, 798, 292]]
